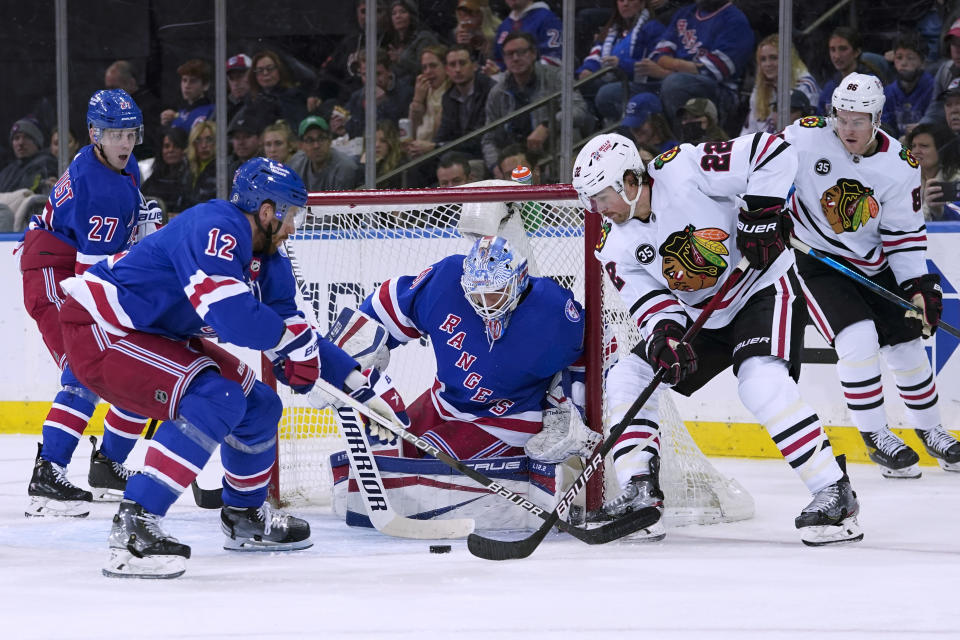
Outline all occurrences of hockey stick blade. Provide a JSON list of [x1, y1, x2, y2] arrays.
[[190, 480, 224, 509], [467, 257, 751, 560]]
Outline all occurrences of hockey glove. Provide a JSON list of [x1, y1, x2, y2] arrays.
[[736, 204, 792, 270], [902, 274, 943, 338], [271, 317, 320, 393], [132, 197, 163, 244], [525, 398, 603, 463], [344, 368, 410, 440], [644, 320, 697, 385]]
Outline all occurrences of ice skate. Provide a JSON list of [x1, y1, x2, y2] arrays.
[[88, 435, 135, 501], [860, 427, 921, 479], [26, 443, 92, 518], [915, 426, 960, 472], [103, 500, 191, 579], [587, 458, 665, 542], [221, 503, 312, 551], [795, 455, 863, 546]]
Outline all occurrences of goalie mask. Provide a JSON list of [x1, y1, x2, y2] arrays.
[[461, 235, 529, 331], [572, 133, 644, 219], [831, 72, 885, 135]]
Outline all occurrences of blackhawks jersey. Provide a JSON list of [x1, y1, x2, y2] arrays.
[[360, 254, 584, 446], [595, 131, 797, 340], [781, 116, 926, 283]]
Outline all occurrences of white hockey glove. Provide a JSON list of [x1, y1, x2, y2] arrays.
[[132, 197, 163, 244], [327, 307, 391, 373], [344, 369, 410, 440], [524, 399, 603, 463]]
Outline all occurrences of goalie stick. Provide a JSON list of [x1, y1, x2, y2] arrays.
[[310, 377, 661, 544], [467, 257, 752, 560], [283, 240, 476, 539], [790, 238, 960, 339]]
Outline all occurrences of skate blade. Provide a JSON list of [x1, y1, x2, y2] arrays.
[[223, 536, 314, 552], [935, 459, 960, 472], [880, 464, 921, 479], [102, 548, 186, 579], [24, 496, 90, 518], [618, 519, 666, 543], [91, 487, 124, 502], [800, 516, 863, 547]]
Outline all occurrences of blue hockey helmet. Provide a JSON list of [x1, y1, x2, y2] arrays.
[[230, 157, 308, 228], [461, 235, 529, 320], [87, 89, 143, 144]]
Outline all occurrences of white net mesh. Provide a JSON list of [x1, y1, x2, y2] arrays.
[[276, 186, 753, 526]]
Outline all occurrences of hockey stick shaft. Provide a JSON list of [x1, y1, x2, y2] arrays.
[[790, 237, 959, 339], [467, 257, 752, 560]]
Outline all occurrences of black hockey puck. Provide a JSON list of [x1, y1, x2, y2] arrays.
[[429, 545, 452, 554]]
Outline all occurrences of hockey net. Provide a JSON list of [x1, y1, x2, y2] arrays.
[[273, 182, 753, 526]]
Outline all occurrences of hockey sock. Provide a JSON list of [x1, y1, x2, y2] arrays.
[[834, 320, 887, 434], [607, 353, 661, 488], [126, 372, 246, 516], [881, 339, 941, 431], [40, 384, 99, 467], [220, 382, 280, 508], [738, 356, 841, 493], [100, 407, 150, 463]]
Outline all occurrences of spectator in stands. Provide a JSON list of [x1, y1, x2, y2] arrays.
[[49, 127, 78, 161], [740, 34, 819, 135], [435, 44, 495, 158], [289, 115, 362, 190], [362, 120, 407, 187], [492, 0, 563, 69], [0, 118, 58, 232], [579, 0, 666, 126], [105, 60, 162, 158], [247, 50, 308, 133], [383, 0, 440, 82], [180, 120, 218, 209], [816, 27, 891, 116], [405, 45, 451, 159], [882, 31, 935, 139], [676, 97, 727, 144], [497, 143, 541, 184], [906, 122, 960, 221], [344, 50, 415, 138], [161, 59, 215, 133], [621, 93, 677, 153], [634, 0, 753, 131], [921, 18, 960, 126], [482, 32, 593, 176], [226, 54, 253, 123], [312, 0, 390, 106], [226, 109, 263, 175], [453, 0, 501, 67], [142, 127, 189, 216], [943, 77, 960, 135], [436, 150, 473, 186], [262, 120, 298, 165]]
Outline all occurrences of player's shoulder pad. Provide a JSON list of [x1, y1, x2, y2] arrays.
[[797, 115, 828, 129], [529, 277, 583, 325], [651, 145, 682, 171]]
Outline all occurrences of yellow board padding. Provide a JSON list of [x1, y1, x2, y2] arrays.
[[0, 401, 953, 467]]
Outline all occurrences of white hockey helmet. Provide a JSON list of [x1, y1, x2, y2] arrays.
[[831, 72, 885, 131], [572, 133, 644, 216]]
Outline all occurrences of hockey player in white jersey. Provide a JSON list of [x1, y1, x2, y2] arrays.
[[782, 72, 960, 478], [573, 132, 862, 545]]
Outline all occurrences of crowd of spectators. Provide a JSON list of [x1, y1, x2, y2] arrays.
[[3, 0, 960, 229]]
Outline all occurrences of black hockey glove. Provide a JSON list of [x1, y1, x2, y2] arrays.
[[736, 204, 793, 270], [643, 320, 697, 385], [901, 274, 943, 338]]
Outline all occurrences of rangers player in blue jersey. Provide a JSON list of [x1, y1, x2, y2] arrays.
[[339, 235, 598, 466], [492, 0, 563, 69], [58, 157, 405, 578], [21, 89, 162, 517]]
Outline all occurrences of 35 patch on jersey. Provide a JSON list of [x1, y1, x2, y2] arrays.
[[799, 116, 826, 128], [565, 298, 580, 322], [653, 146, 680, 169], [899, 148, 919, 168]]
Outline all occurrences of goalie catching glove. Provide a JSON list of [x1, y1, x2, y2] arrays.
[[524, 398, 602, 463], [643, 320, 697, 385], [902, 274, 942, 338], [269, 316, 320, 393]]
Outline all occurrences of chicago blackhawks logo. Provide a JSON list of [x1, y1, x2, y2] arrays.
[[653, 146, 680, 169], [820, 178, 880, 233], [899, 148, 919, 168], [659, 225, 729, 291], [799, 116, 827, 128]]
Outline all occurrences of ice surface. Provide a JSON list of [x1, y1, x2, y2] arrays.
[[1, 434, 958, 640]]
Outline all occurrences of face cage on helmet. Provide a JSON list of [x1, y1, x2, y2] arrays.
[[275, 202, 306, 231], [91, 125, 144, 146], [461, 276, 523, 321]]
